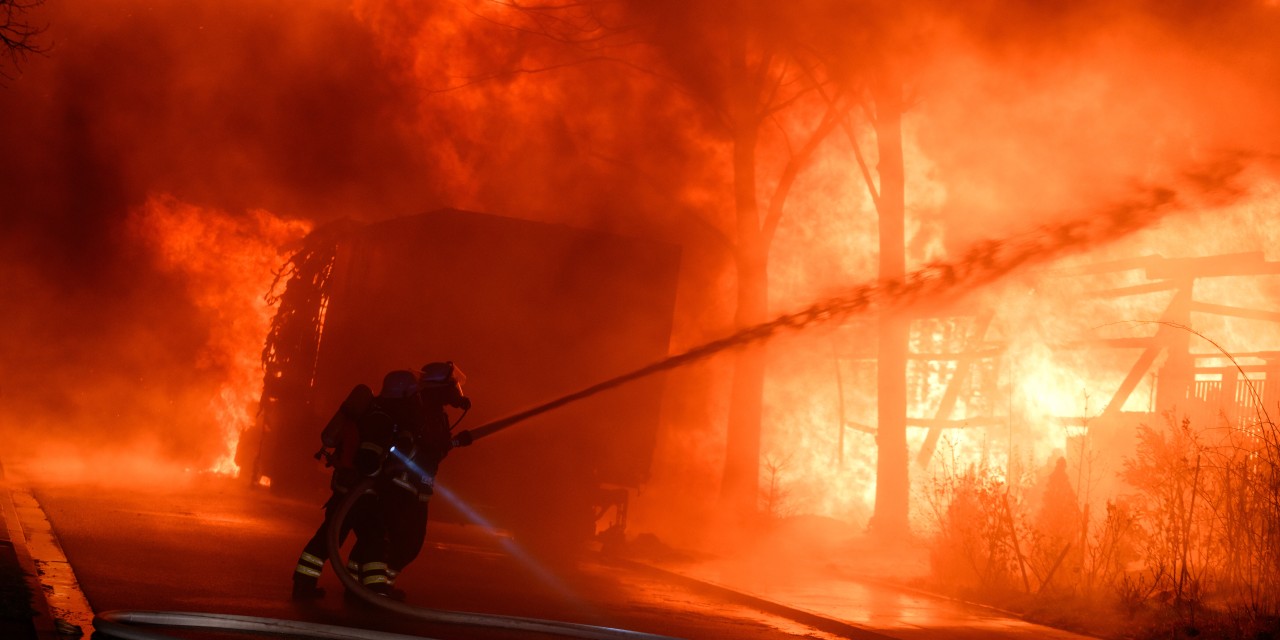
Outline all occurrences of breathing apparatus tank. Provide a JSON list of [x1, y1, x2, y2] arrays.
[[316, 383, 375, 463]]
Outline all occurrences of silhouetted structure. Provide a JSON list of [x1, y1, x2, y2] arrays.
[[828, 251, 1280, 471], [241, 209, 681, 549]]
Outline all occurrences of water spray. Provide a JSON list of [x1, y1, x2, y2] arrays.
[[458, 157, 1249, 445], [90, 157, 1251, 640], [93, 476, 685, 640], [323, 477, 684, 640], [388, 447, 579, 601]]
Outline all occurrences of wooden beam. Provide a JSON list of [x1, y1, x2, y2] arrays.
[[916, 314, 994, 467], [843, 421, 876, 435], [908, 417, 1004, 429], [1103, 288, 1191, 418], [1089, 280, 1180, 299], [1059, 337, 1156, 350], [1146, 252, 1280, 279], [1189, 301, 1280, 324], [907, 347, 1004, 360], [1191, 350, 1280, 360]]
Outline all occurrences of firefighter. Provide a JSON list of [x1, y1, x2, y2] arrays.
[[381, 362, 472, 582], [346, 363, 471, 599], [340, 368, 430, 596], [290, 371, 420, 600]]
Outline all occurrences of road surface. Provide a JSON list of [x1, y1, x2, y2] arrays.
[[4, 467, 1098, 640]]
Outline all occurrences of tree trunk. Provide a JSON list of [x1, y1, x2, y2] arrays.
[[722, 322, 766, 522], [870, 72, 910, 539], [720, 133, 769, 524], [719, 28, 767, 523]]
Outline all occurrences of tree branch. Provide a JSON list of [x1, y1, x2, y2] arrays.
[[0, 0, 47, 83], [842, 114, 880, 208], [761, 96, 847, 249]]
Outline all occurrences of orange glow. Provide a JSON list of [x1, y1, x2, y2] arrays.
[[341, 1, 1280, 553], [129, 195, 311, 476], [759, 178, 1280, 527], [4, 6, 1280, 633]]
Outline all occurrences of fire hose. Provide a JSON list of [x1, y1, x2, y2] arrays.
[[453, 159, 1244, 446], [89, 162, 1246, 640], [91, 478, 684, 640], [319, 478, 683, 640]]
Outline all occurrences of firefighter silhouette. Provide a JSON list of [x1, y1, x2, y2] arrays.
[[373, 362, 471, 595], [291, 379, 376, 600], [291, 363, 471, 600]]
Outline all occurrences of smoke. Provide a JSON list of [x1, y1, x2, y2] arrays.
[[0, 0, 440, 468], [914, 0, 1280, 250], [1, 0, 1278, 538]]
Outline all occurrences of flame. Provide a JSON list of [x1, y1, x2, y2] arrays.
[[55, 0, 1269, 534], [757, 174, 1280, 527], [362, 0, 1279, 529], [129, 194, 311, 476]]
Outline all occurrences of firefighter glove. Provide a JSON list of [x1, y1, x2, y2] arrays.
[[451, 430, 474, 448]]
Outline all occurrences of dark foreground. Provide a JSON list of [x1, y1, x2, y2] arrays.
[[2, 464, 1098, 640]]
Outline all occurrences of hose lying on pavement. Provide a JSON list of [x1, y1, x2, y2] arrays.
[[324, 479, 680, 640], [92, 478, 682, 640], [95, 610, 450, 640]]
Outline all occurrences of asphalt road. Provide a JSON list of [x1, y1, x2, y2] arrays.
[[14, 472, 869, 640], [9, 469, 1099, 640]]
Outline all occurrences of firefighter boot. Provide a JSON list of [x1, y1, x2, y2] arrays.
[[360, 561, 391, 594], [355, 561, 405, 601], [386, 567, 406, 601], [292, 552, 326, 600], [292, 577, 325, 600]]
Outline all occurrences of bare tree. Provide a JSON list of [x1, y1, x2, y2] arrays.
[[444, 1, 937, 538], [868, 69, 911, 538], [706, 5, 852, 525], [798, 3, 915, 538], [0, 0, 46, 83], [472, 0, 857, 525]]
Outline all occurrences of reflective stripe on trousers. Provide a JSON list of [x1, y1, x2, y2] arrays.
[[294, 551, 324, 579], [360, 561, 390, 586]]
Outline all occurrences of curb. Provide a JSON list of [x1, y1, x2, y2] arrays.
[[0, 478, 61, 640]]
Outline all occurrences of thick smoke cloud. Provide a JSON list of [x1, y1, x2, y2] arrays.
[[1, 0, 1278, 515], [0, 0, 730, 474], [0, 1, 441, 465], [915, 0, 1280, 249]]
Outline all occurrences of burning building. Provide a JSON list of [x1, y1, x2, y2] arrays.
[[889, 249, 1280, 482]]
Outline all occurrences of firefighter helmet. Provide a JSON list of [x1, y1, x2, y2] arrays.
[[379, 370, 419, 398], [420, 361, 469, 410], [420, 361, 465, 387]]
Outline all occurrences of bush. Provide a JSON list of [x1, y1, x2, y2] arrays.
[[922, 409, 1280, 639]]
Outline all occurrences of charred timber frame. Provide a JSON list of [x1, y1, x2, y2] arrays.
[[905, 252, 1280, 468], [914, 313, 994, 467]]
